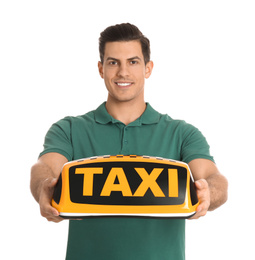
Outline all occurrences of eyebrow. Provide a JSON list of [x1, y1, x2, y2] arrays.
[[106, 56, 142, 62], [128, 56, 142, 61]]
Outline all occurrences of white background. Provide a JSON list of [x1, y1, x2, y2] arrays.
[[1, 1, 254, 259]]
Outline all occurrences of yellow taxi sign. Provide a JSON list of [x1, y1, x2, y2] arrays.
[[52, 155, 199, 219]]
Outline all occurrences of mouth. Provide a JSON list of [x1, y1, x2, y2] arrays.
[[114, 82, 134, 88]]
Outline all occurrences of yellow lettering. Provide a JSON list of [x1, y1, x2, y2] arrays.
[[75, 168, 103, 196], [133, 168, 165, 197], [100, 168, 132, 196], [75, 166, 179, 198], [168, 169, 179, 197]]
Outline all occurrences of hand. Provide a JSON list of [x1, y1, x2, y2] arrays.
[[39, 177, 63, 223], [189, 179, 210, 220]]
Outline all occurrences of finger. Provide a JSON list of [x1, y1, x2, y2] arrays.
[[46, 215, 64, 223], [189, 210, 206, 220], [44, 177, 58, 190], [190, 200, 210, 220], [189, 180, 210, 220], [39, 177, 60, 220], [40, 199, 59, 218], [196, 200, 209, 214], [189, 202, 208, 220], [40, 203, 62, 222], [195, 179, 208, 190], [197, 183, 210, 203]]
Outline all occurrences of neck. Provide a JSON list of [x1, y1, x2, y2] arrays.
[[105, 97, 146, 125]]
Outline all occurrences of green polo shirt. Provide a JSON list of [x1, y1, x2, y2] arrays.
[[40, 102, 214, 260]]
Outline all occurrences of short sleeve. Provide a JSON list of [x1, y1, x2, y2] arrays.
[[39, 117, 73, 161], [180, 122, 214, 164]]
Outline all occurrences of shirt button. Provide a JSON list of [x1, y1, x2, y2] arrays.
[[124, 140, 128, 144]]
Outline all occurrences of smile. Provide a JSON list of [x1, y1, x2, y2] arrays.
[[115, 82, 133, 87]]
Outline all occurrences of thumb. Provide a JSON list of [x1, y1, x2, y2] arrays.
[[195, 179, 208, 190], [49, 177, 58, 187], [43, 177, 58, 189]]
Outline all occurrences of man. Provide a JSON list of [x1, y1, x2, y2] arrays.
[[30, 23, 228, 259]]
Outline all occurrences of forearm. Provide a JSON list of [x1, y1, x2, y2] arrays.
[[206, 173, 228, 211]]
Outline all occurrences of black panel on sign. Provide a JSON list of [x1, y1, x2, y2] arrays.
[[53, 173, 62, 204], [189, 177, 199, 206], [69, 162, 187, 205]]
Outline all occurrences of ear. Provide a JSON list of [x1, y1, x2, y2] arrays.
[[98, 61, 104, 78], [145, 60, 154, 79]]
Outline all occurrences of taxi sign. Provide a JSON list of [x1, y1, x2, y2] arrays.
[[52, 155, 199, 219]]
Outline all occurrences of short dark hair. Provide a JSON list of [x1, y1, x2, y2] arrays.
[[99, 23, 151, 64]]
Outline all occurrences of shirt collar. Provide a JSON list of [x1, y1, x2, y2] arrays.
[[94, 102, 112, 124], [140, 103, 161, 125], [94, 102, 161, 125]]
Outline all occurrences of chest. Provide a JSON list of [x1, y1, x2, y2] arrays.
[[71, 123, 182, 161]]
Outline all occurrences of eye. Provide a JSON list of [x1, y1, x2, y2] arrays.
[[130, 60, 138, 65], [109, 61, 118, 66]]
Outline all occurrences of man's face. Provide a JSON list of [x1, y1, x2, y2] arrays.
[[98, 41, 153, 103]]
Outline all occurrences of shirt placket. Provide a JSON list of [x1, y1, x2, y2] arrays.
[[120, 125, 129, 154]]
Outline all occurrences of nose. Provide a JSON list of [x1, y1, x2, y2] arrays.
[[117, 63, 130, 78]]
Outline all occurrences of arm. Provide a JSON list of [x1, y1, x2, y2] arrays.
[[188, 159, 228, 219], [30, 152, 68, 222]]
